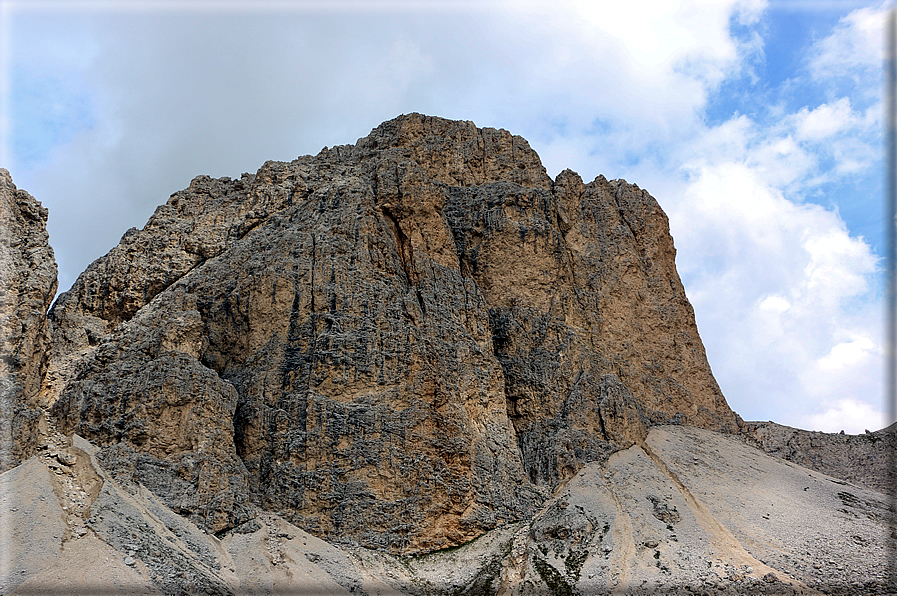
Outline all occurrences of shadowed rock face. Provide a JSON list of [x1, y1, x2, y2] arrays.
[[46, 114, 739, 553], [1, 169, 58, 472]]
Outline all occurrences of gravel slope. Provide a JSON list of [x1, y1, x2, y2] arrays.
[[1, 425, 892, 595]]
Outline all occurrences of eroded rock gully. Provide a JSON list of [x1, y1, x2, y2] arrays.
[[14, 115, 745, 555]]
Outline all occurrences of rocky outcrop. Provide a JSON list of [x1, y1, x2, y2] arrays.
[[742, 421, 896, 494], [43, 172, 270, 408], [51, 282, 257, 533], [46, 114, 739, 552], [0, 169, 57, 471]]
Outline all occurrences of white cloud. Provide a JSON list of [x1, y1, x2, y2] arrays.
[[809, 2, 887, 83], [758, 295, 790, 313], [688, 98, 878, 196], [668, 108, 882, 430], [803, 398, 885, 435], [793, 98, 856, 142], [817, 335, 875, 371], [801, 228, 874, 298], [475, 0, 772, 181], [779, 97, 880, 181], [657, 3, 889, 433]]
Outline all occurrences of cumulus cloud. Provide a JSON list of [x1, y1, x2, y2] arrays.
[[793, 98, 856, 141], [662, 1, 887, 431], [809, 2, 887, 84], [669, 154, 881, 431], [816, 335, 876, 372], [507, 0, 767, 177]]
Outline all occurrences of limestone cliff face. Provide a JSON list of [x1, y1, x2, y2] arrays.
[[1, 169, 57, 472], [47, 114, 739, 552], [448, 167, 737, 487]]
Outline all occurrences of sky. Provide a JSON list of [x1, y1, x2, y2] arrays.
[[2, 0, 892, 434]]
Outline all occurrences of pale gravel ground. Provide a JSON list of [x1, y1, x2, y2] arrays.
[[0, 457, 69, 594], [646, 425, 892, 592], [0, 442, 156, 595], [0, 425, 892, 595]]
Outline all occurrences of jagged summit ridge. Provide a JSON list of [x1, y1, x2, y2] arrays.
[[38, 114, 738, 553]]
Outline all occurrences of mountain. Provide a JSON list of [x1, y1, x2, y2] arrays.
[[0, 115, 893, 595]]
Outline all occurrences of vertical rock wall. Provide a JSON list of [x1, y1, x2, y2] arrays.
[[0, 169, 57, 471]]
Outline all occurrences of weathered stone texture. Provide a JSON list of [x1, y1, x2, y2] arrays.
[[48, 114, 739, 552], [0, 169, 57, 471], [445, 167, 738, 486], [52, 288, 253, 533]]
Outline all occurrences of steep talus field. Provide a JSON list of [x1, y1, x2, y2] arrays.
[[0, 115, 894, 595]]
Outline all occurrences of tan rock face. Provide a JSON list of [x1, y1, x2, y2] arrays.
[[447, 167, 738, 487], [1, 169, 57, 471], [48, 114, 738, 552]]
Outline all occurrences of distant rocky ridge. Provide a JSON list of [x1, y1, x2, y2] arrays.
[[0, 115, 894, 595], [743, 421, 896, 495]]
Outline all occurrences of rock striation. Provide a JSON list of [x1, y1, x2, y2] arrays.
[[0, 169, 57, 472], [43, 114, 741, 553]]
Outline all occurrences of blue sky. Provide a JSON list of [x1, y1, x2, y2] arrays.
[[2, 0, 891, 433]]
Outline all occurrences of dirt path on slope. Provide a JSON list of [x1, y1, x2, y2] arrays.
[[603, 475, 636, 593]]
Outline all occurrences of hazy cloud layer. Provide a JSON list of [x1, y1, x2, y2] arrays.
[[5, 0, 889, 432]]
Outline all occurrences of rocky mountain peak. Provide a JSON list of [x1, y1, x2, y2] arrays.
[[22, 115, 741, 553], [4, 117, 896, 595]]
